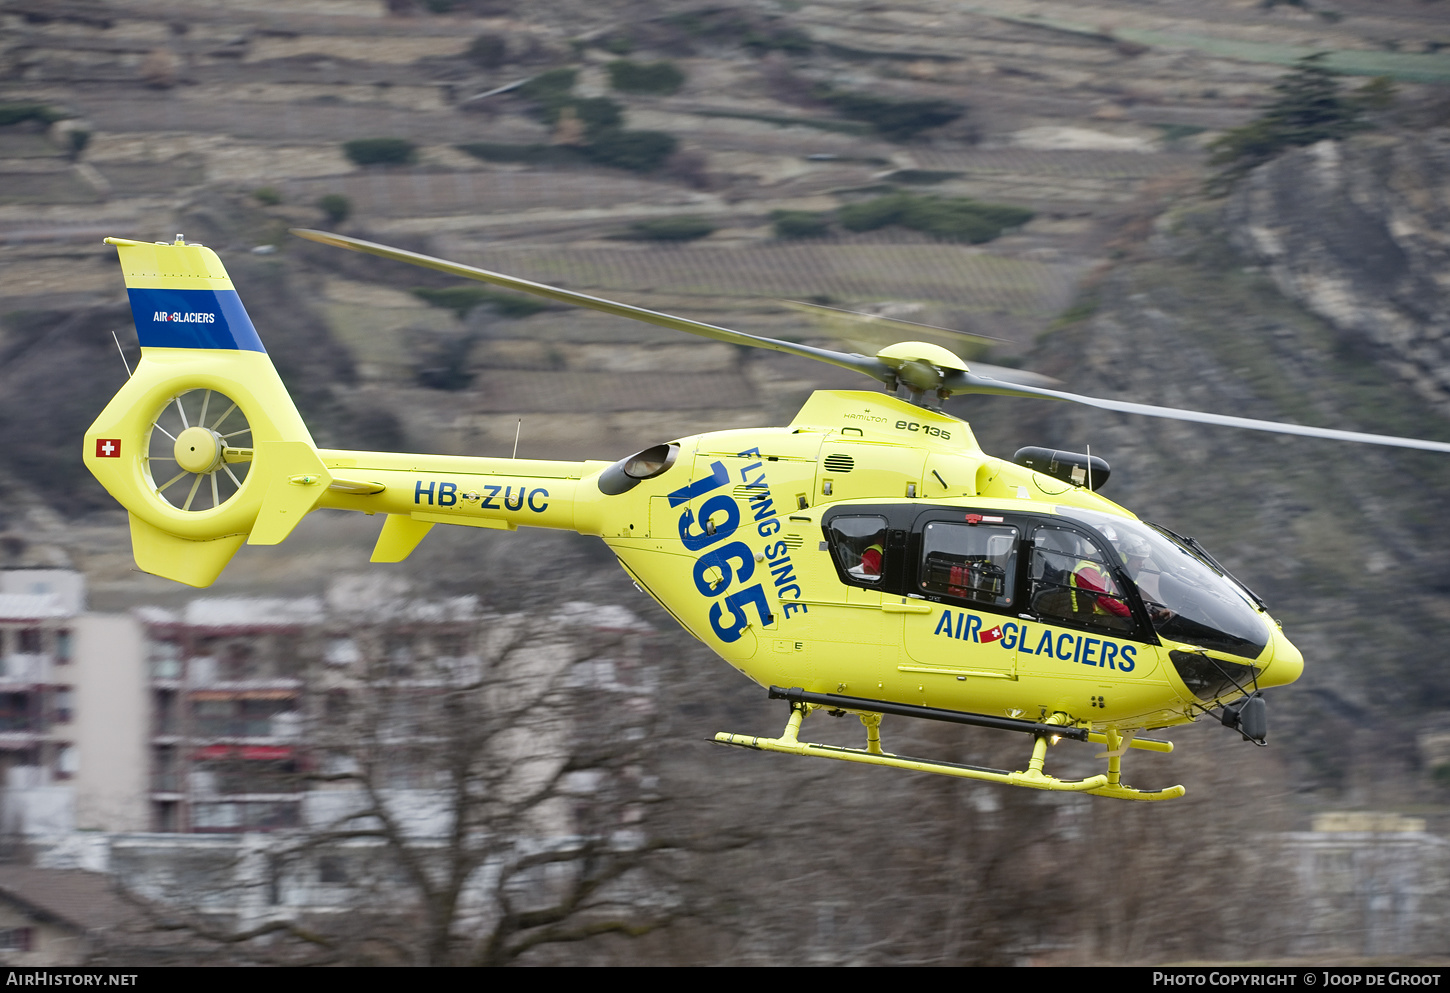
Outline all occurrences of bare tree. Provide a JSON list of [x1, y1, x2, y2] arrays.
[[114, 596, 678, 966], [325, 604, 670, 966]]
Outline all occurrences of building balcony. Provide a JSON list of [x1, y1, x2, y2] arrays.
[[190, 798, 303, 832], [188, 679, 304, 692], [185, 656, 305, 688], [189, 717, 301, 740], [0, 654, 50, 685]]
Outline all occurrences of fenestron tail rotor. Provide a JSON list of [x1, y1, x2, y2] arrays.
[[145, 389, 254, 512], [292, 228, 1450, 455]]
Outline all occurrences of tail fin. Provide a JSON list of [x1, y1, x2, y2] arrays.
[[85, 236, 328, 587]]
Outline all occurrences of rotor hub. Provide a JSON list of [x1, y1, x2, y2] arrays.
[[875, 341, 969, 400], [174, 425, 223, 474]]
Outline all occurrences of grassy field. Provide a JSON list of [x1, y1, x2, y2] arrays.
[[1119, 30, 1450, 84], [911, 149, 1200, 181], [285, 169, 700, 218], [984, 10, 1450, 84]]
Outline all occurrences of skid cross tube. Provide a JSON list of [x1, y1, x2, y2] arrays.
[[767, 686, 1090, 741]]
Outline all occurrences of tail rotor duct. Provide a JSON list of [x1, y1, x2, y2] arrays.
[[145, 388, 253, 513]]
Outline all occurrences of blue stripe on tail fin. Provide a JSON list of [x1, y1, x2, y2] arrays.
[[126, 288, 265, 351]]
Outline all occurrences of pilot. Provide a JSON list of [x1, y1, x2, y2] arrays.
[[1070, 557, 1130, 618], [1115, 531, 1175, 624]]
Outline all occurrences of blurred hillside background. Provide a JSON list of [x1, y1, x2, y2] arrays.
[[3, 0, 1450, 965]]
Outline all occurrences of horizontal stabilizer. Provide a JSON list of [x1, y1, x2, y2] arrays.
[[371, 514, 433, 563]]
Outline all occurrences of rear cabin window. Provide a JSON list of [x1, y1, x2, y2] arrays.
[[827, 515, 888, 584], [918, 522, 1018, 608]]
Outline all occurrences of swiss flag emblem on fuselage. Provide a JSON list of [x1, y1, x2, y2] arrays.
[[95, 439, 121, 458], [980, 625, 1004, 643]]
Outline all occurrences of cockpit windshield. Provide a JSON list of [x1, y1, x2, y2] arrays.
[[1066, 508, 1270, 661]]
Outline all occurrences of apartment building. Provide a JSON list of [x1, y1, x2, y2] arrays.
[[135, 586, 654, 836], [0, 569, 145, 835], [140, 597, 324, 834], [0, 566, 653, 844]]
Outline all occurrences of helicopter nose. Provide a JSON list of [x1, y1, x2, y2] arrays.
[[1259, 626, 1305, 688]]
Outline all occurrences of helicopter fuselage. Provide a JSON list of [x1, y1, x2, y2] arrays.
[[310, 389, 1302, 734]]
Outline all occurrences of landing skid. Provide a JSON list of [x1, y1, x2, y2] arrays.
[[714, 695, 1186, 801]]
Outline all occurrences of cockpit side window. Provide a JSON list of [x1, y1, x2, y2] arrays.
[[917, 522, 1018, 609], [827, 515, 889, 585], [1029, 525, 1136, 635], [1074, 510, 1270, 659]]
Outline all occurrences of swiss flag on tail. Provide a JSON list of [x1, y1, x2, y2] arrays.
[[95, 439, 121, 458], [980, 625, 1004, 644]]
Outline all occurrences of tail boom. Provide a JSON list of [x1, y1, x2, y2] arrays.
[[312, 450, 610, 547]]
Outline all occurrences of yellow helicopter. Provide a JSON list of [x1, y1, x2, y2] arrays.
[[82, 231, 1450, 801]]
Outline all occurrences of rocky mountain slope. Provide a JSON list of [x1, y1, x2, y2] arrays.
[[1227, 131, 1450, 414], [964, 127, 1450, 799]]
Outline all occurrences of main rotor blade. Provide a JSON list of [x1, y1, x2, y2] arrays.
[[965, 364, 1059, 389], [946, 370, 1450, 454], [292, 229, 897, 386], [293, 229, 1448, 452], [780, 300, 1009, 346]]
